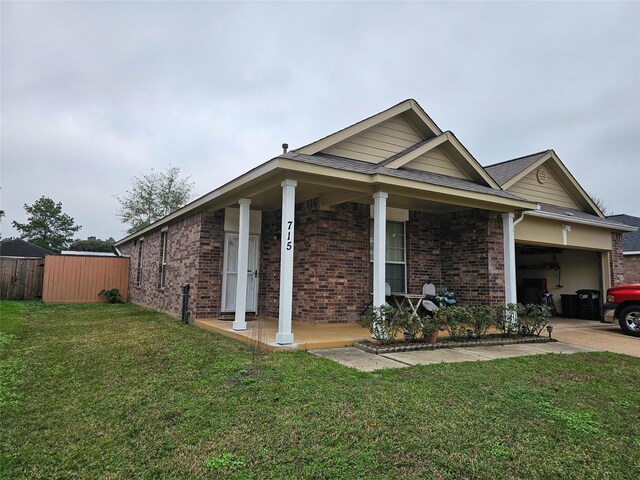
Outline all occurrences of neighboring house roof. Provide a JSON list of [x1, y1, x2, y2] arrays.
[[607, 214, 640, 252], [485, 149, 604, 217], [0, 238, 56, 257]]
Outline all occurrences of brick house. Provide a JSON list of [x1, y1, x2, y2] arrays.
[[607, 214, 640, 284], [115, 99, 633, 345]]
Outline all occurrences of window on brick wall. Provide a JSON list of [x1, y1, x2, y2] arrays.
[[369, 220, 406, 293], [136, 240, 144, 287], [159, 231, 168, 288]]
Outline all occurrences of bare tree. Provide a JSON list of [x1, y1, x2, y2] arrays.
[[587, 191, 609, 215]]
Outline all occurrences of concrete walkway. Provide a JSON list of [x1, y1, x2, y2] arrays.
[[310, 342, 598, 372]]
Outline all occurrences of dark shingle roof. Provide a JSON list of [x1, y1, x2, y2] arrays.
[[0, 238, 56, 257], [281, 152, 527, 201], [484, 150, 550, 186], [607, 214, 640, 251]]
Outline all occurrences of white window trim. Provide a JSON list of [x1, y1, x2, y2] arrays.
[[136, 239, 144, 287], [370, 220, 407, 294], [159, 231, 168, 288]]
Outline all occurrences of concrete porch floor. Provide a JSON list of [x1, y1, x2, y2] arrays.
[[195, 317, 371, 351]]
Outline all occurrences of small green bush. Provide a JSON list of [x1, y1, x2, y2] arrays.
[[98, 288, 122, 304], [360, 305, 399, 342], [436, 306, 472, 339], [469, 305, 494, 337]]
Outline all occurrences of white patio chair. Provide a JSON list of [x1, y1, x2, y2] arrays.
[[422, 282, 439, 313]]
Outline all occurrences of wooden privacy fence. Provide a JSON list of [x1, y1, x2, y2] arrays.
[[1, 257, 45, 300], [42, 256, 129, 304]]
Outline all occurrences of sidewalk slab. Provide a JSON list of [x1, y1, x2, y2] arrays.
[[310, 347, 405, 371], [311, 342, 601, 372], [512, 342, 598, 354], [382, 348, 491, 365]]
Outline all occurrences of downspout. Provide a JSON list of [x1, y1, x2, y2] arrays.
[[513, 203, 540, 227]]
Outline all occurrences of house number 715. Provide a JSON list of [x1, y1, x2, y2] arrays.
[[286, 221, 293, 250]]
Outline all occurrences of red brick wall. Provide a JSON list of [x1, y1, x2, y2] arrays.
[[258, 210, 281, 317], [120, 214, 202, 317], [406, 210, 441, 292], [440, 209, 504, 306], [120, 201, 507, 323], [291, 200, 371, 324], [611, 233, 625, 286], [119, 210, 225, 319], [623, 254, 640, 284], [195, 211, 225, 318]]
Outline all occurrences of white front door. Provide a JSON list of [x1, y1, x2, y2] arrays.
[[223, 234, 259, 312]]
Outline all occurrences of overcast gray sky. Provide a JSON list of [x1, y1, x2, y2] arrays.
[[2, 1, 639, 241]]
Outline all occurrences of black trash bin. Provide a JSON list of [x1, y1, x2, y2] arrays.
[[576, 289, 601, 320], [561, 294, 579, 318]]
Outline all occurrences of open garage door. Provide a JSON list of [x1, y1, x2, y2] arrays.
[[515, 244, 602, 318]]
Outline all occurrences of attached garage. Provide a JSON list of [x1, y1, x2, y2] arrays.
[[515, 244, 601, 316], [512, 206, 631, 318], [486, 150, 635, 319]]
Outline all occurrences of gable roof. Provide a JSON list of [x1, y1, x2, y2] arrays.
[[485, 150, 550, 186], [296, 99, 442, 156], [297, 100, 500, 189], [485, 149, 604, 217], [281, 151, 525, 201], [607, 214, 640, 252], [0, 238, 56, 257], [380, 131, 500, 189]]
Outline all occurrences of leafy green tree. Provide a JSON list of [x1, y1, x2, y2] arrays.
[[12, 196, 81, 252], [116, 166, 194, 234], [68, 236, 115, 253]]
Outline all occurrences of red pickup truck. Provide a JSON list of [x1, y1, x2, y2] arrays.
[[604, 284, 640, 337]]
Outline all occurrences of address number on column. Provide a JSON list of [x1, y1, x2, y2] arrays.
[[286, 221, 293, 250]]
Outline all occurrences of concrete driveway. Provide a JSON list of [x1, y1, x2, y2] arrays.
[[547, 317, 640, 358]]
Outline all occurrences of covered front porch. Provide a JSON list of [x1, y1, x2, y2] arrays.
[[217, 155, 536, 348], [195, 316, 371, 351]]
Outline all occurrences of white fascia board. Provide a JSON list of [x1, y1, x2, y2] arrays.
[[525, 210, 638, 232]]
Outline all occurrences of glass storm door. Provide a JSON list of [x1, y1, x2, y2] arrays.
[[223, 234, 259, 312]]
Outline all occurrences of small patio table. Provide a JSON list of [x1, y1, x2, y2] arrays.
[[390, 293, 425, 320]]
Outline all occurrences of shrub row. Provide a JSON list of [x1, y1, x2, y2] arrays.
[[360, 303, 551, 344]]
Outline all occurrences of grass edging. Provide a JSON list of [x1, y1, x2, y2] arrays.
[[353, 335, 557, 354]]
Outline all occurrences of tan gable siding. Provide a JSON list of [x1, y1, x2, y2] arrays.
[[403, 146, 468, 179], [508, 165, 580, 209], [322, 115, 423, 163]]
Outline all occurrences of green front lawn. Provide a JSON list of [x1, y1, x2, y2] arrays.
[[1, 301, 639, 479]]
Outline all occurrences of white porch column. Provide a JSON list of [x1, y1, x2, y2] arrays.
[[502, 212, 517, 305], [373, 192, 388, 309], [233, 198, 251, 331], [276, 179, 297, 345]]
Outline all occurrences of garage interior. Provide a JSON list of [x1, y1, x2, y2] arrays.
[[515, 244, 602, 319]]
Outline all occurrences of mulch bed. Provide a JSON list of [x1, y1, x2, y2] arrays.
[[353, 334, 557, 355]]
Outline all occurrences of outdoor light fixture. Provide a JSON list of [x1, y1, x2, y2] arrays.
[[546, 325, 554, 338]]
